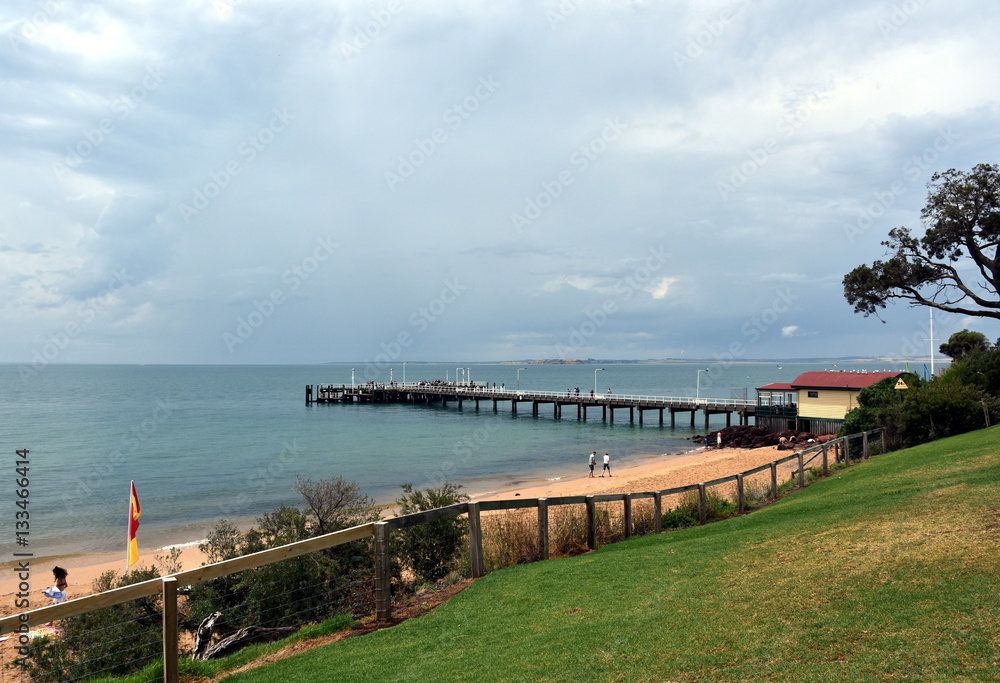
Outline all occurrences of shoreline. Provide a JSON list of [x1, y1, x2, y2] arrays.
[[0, 443, 794, 616]]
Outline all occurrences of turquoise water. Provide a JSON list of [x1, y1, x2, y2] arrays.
[[1, 360, 908, 555]]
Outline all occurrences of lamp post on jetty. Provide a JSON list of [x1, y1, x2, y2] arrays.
[[696, 368, 708, 401], [594, 367, 604, 395], [403, 361, 407, 385], [517, 367, 526, 390], [351, 368, 355, 389]]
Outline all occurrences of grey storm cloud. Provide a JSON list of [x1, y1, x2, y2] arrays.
[[1, 0, 999, 364]]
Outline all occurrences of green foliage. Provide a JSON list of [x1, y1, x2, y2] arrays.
[[939, 328, 991, 359], [22, 567, 164, 682], [843, 163, 1000, 321], [187, 477, 382, 633], [839, 373, 920, 437], [884, 380, 997, 448], [661, 489, 738, 529], [395, 482, 469, 584]]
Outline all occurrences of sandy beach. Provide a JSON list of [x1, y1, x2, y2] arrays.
[[1, 443, 795, 617]]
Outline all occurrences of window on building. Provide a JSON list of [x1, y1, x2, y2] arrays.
[[807, 391, 819, 398]]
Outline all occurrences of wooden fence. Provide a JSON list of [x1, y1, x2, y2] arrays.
[[0, 430, 883, 682]]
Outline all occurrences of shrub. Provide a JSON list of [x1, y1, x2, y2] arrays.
[[395, 482, 468, 584], [21, 567, 164, 682], [662, 489, 738, 529], [187, 477, 382, 634], [548, 505, 589, 557], [482, 509, 539, 572]]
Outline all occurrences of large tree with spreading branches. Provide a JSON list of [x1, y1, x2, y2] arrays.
[[843, 163, 1000, 320]]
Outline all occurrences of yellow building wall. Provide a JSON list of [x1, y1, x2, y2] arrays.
[[797, 389, 860, 421]]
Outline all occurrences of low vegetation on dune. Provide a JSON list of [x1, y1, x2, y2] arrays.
[[220, 426, 1000, 682]]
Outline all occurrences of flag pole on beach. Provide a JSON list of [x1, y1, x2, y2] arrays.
[[127, 481, 142, 568]]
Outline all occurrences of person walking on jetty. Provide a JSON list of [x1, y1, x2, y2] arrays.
[[588, 451, 597, 477], [602, 452, 611, 477]]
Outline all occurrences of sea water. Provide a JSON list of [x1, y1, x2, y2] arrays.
[[0, 360, 904, 556]]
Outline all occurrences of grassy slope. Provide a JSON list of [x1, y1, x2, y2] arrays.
[[223, 428, 1000, 682]]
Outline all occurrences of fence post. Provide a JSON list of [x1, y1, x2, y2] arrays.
[[736, 474, 745, 515], [162, 577, 178, 683], [653, 492, 662, 534], [796, 452, 805, 488], [844, 436, 852, 467], [586, 496, 596, 550], [769, 463, 778, 500], [881, 429, 887, 454], [698, 484, 707, 525], [623, 495, 632, 539], [468, 502, 485, 578], [822, 444, 828, 476], [862, 431, 870, 459], [374, 522, 392, 621], [537, 498, 549, 561]]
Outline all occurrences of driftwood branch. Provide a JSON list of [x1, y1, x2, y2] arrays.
[[191, 611, 296, 660]]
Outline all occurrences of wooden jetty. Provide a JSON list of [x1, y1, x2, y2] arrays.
[[306, 383, 755, 430]]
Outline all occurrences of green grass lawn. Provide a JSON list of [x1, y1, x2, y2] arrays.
[[222, 427, 1000, 682]]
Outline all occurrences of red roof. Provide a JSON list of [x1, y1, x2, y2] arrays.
[[756, 383, 794, 391], [789, 371, 902, 390]]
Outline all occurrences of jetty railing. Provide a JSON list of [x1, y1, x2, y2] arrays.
[[325, 382, 756, 407], [0, 429, 883, 683]]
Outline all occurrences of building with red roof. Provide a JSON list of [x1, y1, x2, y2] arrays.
[[756, 371, 903, 434]]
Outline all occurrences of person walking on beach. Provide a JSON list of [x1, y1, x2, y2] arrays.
[[45, 566, 68, 604], [717, 432, 723, 449], [601, 452, 611, 477], [588, 451, 597, 477]]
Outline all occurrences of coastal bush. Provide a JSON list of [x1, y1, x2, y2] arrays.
[[481, 508, 540, 572], [741, 480, 771, 510], [187, 477, 383, 635], [631, 499, 657, 536], [394, 482, 468, 584], [661, 489, 738, 530], [20, 567, 165, 682], [548, 505, 588, 556]]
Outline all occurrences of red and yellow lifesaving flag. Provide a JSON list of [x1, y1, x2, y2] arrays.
[[127, 481, 142, 567]]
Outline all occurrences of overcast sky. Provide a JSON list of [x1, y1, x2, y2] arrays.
[[3, 0, 1000, 366]]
